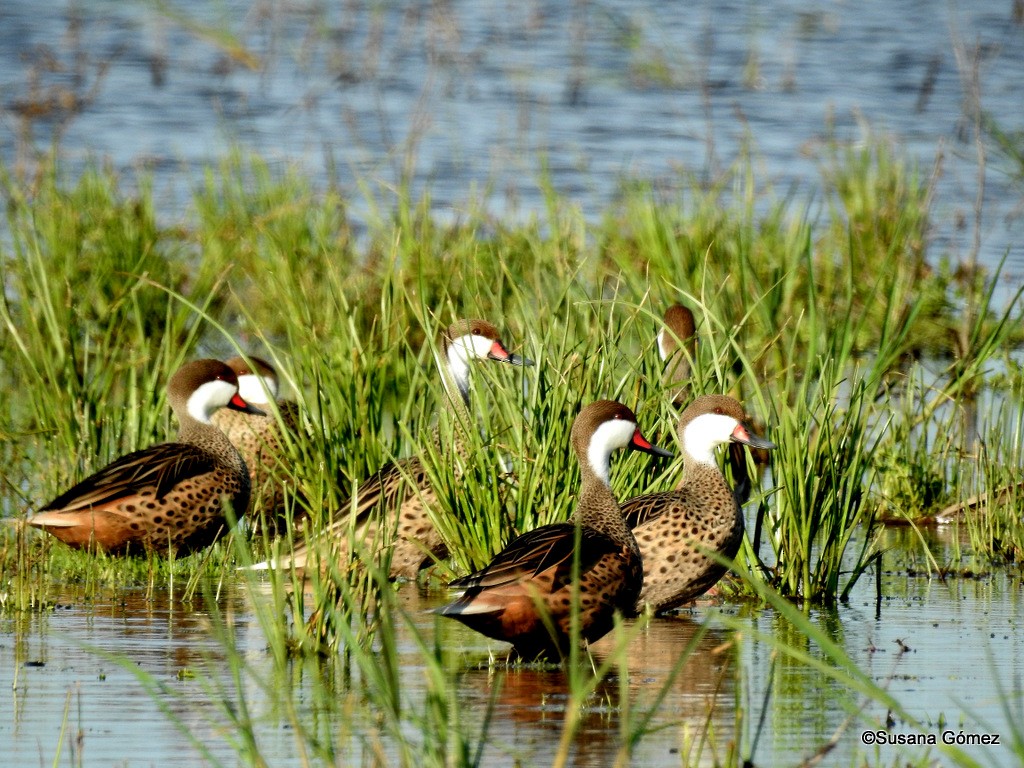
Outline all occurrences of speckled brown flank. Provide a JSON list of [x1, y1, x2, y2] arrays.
[[327, 455, 442, 580], [27, 359, 255, 556]]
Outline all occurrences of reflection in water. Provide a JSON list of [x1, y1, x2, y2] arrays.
[[750, 607, 854, 760], [596, 616, 740, 767], [456, 666, 623, 767], [435, 605, 740, 768], [1, 567, 1021, 766]]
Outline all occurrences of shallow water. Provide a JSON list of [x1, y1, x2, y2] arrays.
[[1, 0, 1022, 293], [2, 526, 1021, 767]]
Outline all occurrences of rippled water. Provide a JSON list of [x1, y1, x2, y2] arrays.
[[2, 0, 1023, 288], [2, 528, 1021, 766]]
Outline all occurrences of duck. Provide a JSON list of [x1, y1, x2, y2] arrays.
[[27, 359, 264, 555], [252, 318, 532, 580], [433, 400, 672, 660], [211, 355, 303, 529], [658, 303, 697, 405], [621, 394, 775, 614]]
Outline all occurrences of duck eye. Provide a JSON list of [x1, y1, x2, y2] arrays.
[[471, 328, 480, 335]]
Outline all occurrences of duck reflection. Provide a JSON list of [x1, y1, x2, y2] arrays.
[[591, 612, 738, 703], [453, 664, 623, 767], [448, 612, 738, 767]]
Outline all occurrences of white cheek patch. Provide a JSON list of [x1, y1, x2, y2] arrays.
[[451, 333, 496, 361], [446, 333, 496, 386], [657, 329, 670, 361], [188, 380, 238, 424], [587, 419, 637, 484], [682, 413, 738, 466], [237, 374, 275, 405]]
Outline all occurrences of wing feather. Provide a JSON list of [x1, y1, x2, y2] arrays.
[[620, 490, 680, 529], [41, 443, 218, 513], [450, 523, 620, 593], [324, 456, 427, 534]]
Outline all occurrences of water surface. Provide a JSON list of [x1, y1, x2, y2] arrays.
[[1, 0, 1022, 289], [2, 527, 1020, 766]]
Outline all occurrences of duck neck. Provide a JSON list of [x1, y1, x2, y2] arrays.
[[662, 350, 690, 408], [435, 349, 475, 457], [178, 415, 249, 475], [680, 453, 737, 510], [574, 462, 637, 550]]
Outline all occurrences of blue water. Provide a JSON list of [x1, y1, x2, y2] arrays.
[[1, 0, 1022, 292], [1, 527, 1021, 767]]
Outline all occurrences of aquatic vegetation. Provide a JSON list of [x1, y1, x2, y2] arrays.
[[2, 137, 1021, 584], [956, 383, 1024, 565], [0, 139, 1022, 766]]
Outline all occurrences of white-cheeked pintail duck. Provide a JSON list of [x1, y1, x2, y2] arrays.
[[622, 394, 775, 614], [251, 319, 532, 580], [27, 359, 263, 555], [657, 303, 765, 506], [212, 355, 303, 528], [658, 303, 697, 404]]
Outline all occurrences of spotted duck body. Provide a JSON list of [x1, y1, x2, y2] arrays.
[[28, 359, 263, 555], [622, 394, 775, 614], [434, 400, 672, 660]]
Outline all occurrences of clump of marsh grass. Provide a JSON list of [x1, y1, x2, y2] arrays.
[[189, 151, 359, 345], [600, 134, 962, 372], [755, 365, 883, 608], [422, 295, 681, 575], [816, 136, 944, 348], [0, 163, 205, 463], [873, 407, 955, 524], [735, 245, 1020, 605], [955, 388, 1024, 565], [870, 263, 1024, 558]]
